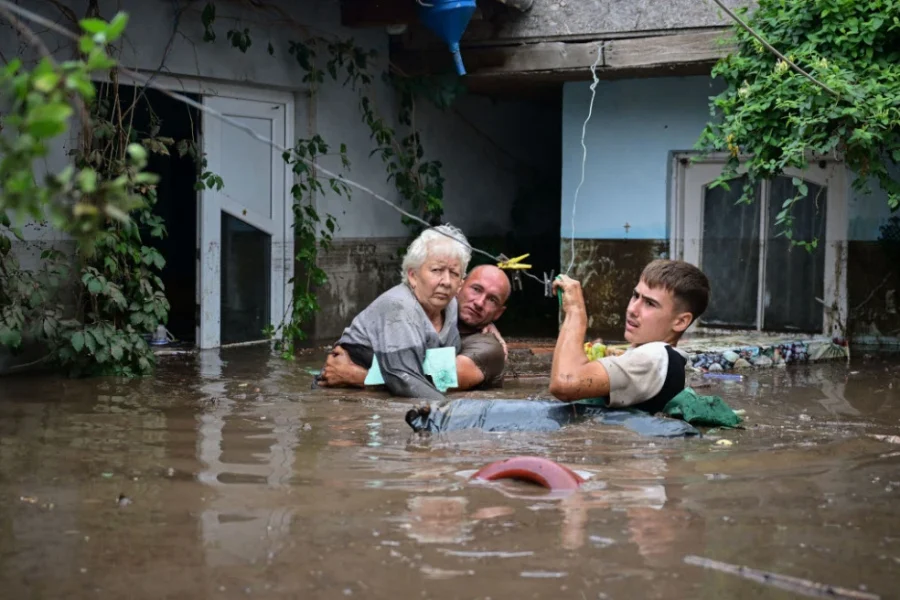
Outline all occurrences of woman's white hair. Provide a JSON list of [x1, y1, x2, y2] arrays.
[[401, 224, 472, 282]]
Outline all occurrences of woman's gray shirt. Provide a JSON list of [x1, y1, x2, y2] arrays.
[[336, 284, 460, 400]]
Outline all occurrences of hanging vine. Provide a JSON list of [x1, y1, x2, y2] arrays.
[[0, 8, 223, 376], [199, 3, 467, 352], [697, 0, 900, 247]]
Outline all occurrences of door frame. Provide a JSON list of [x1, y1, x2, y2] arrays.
[[104, 73, 296, 349], [669, 152, 848, 337], [199, 94, 294, 349]]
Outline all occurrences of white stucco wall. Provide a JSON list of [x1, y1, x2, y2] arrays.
[[561, 75, 896, 242], [1, 0, 555, 243]]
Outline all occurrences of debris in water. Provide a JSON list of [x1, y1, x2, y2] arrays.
[[438, 549, 533, 558], [799, 414, 812, 421], [871, 435, 900, 445], [589, 536, 615, 548], [19, 496, 38, 504], [420, 565, 474, 579], [684, 555, 880, 599], [117, 494, 132, 507], [101, 472, 114, 478], [716, 439, 734, 446], [520, 571, 567, 578]]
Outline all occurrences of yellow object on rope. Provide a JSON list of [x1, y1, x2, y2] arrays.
[[496, 254, 532, 270]]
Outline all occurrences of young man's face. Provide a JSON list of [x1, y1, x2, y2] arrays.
[[623, 279, 693, 345]]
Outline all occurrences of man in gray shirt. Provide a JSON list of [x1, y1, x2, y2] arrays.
[[318, 265, 511, 391]]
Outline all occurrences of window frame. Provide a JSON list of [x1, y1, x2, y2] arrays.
[[669, 153, 848, 337]]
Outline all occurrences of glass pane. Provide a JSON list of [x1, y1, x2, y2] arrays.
[[700, 176, 762, 328], [764, 176, 827, 332], [221, 213, 271, 344], [219, 115, 273, 218]]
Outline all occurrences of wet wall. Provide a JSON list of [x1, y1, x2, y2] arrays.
[[561, 75, 900, 342]]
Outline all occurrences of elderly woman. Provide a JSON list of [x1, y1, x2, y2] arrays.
[[320, 224, 471, 400]]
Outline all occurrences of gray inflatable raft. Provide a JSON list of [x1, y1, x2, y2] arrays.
[[404, 399, 700, 438]]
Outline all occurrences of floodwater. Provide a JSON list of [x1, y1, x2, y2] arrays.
[[1, 347, 899, 600]]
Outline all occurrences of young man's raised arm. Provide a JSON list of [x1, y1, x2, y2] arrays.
[[549, 276, 611, 401]]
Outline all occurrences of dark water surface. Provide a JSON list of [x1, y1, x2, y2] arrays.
[[1, 347, 899, 599]]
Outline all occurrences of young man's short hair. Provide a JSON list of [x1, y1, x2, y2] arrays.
[[640, 259, 710, 321]]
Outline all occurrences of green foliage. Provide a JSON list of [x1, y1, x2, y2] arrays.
[[266, 136, 351, 357], [697, 0, 900, 245], [0, 11, 222, 377], [57, 90, 174, 377], [0, 12, 181, 376], [0, 12, 148, 245], [200, 5, 467, 349]]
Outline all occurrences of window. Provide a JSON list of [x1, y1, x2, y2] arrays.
[[672, 156, 847, 335]]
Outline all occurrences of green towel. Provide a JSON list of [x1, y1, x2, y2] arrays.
[[662, 387, 742, 428]]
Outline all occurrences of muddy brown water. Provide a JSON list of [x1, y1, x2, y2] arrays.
[[1, 347, 899, 599]]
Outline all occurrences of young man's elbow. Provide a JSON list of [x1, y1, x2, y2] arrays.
[[549, 377, 579, 402]]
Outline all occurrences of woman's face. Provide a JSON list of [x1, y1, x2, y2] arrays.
[[408, 255, 463, 316]]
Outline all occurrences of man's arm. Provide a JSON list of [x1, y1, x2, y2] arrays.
[[456, 355, 486, 389], [320, 344, 492, 391], [549, 276, 611, 401], [318, 345, 368, 388]]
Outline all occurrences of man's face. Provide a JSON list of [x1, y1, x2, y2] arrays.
[[457, 269, 509, 329], [623, 279, 692, 345]]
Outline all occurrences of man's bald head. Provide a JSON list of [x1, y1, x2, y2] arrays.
[[457, 265, 511, 329]]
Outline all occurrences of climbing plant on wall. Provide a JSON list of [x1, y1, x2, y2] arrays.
[[199, 3, 466, 351], [697, 0, 900, 244], [0, 9, 222, 376], [0, 11, 168, 375]]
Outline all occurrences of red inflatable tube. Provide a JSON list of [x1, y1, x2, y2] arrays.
[[470, 456, 584, 491]]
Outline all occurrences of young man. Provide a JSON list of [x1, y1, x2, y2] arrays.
[[318, 265, 511, 391], [550, 259, 710, 413]]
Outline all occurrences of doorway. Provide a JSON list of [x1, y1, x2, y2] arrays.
[[101, 84, 200, 344]]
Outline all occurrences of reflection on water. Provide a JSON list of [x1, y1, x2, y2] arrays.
[[0, 347, 899, 599]]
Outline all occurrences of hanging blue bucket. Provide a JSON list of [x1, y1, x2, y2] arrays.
[[418, 0, 477, 76]]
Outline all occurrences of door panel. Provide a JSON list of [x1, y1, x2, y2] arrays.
[[763, 176, 828, 332], [199, 95, 288, 349]]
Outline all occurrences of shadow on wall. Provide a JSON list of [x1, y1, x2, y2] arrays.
[[468, 177, 562, 338]]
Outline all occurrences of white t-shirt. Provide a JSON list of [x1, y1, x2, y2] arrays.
[[597, 342, 688, 408]]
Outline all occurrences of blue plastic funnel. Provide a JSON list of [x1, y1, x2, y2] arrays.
[[418, 0, 477, 75]]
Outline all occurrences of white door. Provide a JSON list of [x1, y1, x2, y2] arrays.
[[673, 157, 847, 336], [198, 95, 292, 349]]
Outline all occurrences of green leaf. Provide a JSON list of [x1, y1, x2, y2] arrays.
[[106, 12, 129, 41], [80, 18, 108, 35], [84, 330, 97, 353], [26, 103, 73, 138], [87, 279, 103, 294], [71, 331, 85, 352], [79, 36, 96, 54], [77, 168, 97, 193], [110, 344, 124, 360], [0, 327, 22, 349], [33, 72, 60, 93]]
